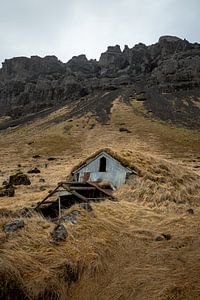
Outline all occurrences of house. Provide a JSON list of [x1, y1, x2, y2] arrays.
[[35, 149, 137, 218], [71, 149, 136, 188]]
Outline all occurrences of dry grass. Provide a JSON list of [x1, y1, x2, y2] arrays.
[[0, 98, 200, 299], [1, 201, 200, 299]]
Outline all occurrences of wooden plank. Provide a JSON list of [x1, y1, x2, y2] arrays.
[[35, 184, 62, 209], [60, 181, 90, 185], [55, 191, 72, 197], [70, 190, 87, 201], [39, 200, 58, 204], [69, 187, 96, 191], [85, 198, 105, 201], [87, 181, 114, 199], [58, 197, 61, 219]]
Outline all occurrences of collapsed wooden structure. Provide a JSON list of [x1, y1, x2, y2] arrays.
[[35, 181, 114, 218]]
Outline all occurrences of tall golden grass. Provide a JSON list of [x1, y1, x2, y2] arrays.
[[0, 99, 200, 299]]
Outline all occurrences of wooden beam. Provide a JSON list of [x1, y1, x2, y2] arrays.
[[70, 190, 87, 201], [58, 197, 61, 219], [39, 200, 58, 204], [60, 181, 89, 186], [69, 186, 96, 191], [85, 198, 105, 201], [35, 184, 62, 209], [87, 181, 114, 199]]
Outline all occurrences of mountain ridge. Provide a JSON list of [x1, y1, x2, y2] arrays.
[[0, 35, 200, 129]]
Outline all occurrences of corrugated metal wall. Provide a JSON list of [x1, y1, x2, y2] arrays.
[[74, 153, 129, 187]]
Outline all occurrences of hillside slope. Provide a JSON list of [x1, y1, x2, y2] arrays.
[[0, 98, 200, 299]]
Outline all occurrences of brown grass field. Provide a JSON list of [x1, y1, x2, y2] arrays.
[[0, 98, 200, 299]]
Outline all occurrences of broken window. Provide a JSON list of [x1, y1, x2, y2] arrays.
[[99, 157, 106, 172]]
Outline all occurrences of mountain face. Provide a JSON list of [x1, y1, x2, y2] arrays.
[[0, 35, 200, 129]]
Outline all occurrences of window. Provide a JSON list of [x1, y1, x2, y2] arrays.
[[99, 156, 106, 172]]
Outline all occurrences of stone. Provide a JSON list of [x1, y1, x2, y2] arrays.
[[0, 184, 15, 197], [27, 167, 41, 174], [63, 210, 80, 224], [9, 172, 31, 185], [63, 215, 77, 224], [39, 178, 45, 183], [51, 224, 67, 242], [119, 127, 132, 133], [32, 155, 41, 158], [186, 208, 194, 215], [39, 186, 46, 191], [155, 233, 172, 241], [79, 203, 93, 212], [47, 157, 57, 161], [3, 219, 24, 233], [71, 210, 80, 217], [155, 235, 165, 241], [162, 233, 171, 240]]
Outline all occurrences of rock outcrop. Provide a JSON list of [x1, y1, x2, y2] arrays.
[[0, 35, 200, 129]]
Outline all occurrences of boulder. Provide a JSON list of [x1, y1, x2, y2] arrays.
[[39, 186, 46, 191], [51, 224, 68, 242], [63, 210, 80, 224], [0, 184, 15, 197], [32, 155, 41, 158], [39, 178, 45, 183], [47, 157, 57, 161], [186, 208, 194, 215], [119, 127, 132, 133], [9, 172, 31, 185], [3, 219, 24, 233], [155, 233, 172, 241], [27, 167, 41, 174]]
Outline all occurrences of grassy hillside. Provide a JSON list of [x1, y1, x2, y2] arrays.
[[0, 98, 200, 299]]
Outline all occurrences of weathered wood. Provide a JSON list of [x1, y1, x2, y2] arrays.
[[35, 179, 115, 210], [70, 190, 87, 201], [85, 198, 105, 201], [55, 191, 72, 197], [87, 181, 114, 198], [69, 186, 96, 191], [58, 197, 61, 219], [40, 200, 58, 204], [60, 181, 90, 186], [35, 184, 62, 209]]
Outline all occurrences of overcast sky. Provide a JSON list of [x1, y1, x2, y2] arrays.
[[0, 0, 199, 65]]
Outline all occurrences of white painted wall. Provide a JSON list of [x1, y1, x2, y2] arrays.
[[74, 152, 132, 187]]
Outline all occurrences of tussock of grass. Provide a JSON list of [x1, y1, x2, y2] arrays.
[[116, 149, 200, 207], [0, 99, 200, 299], [1, 200, 200, 299]]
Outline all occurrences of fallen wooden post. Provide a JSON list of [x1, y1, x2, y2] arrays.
[[35, 183, 62, 209]]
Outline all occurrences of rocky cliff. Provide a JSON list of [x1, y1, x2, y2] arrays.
[[0, 35, 200, 129]]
